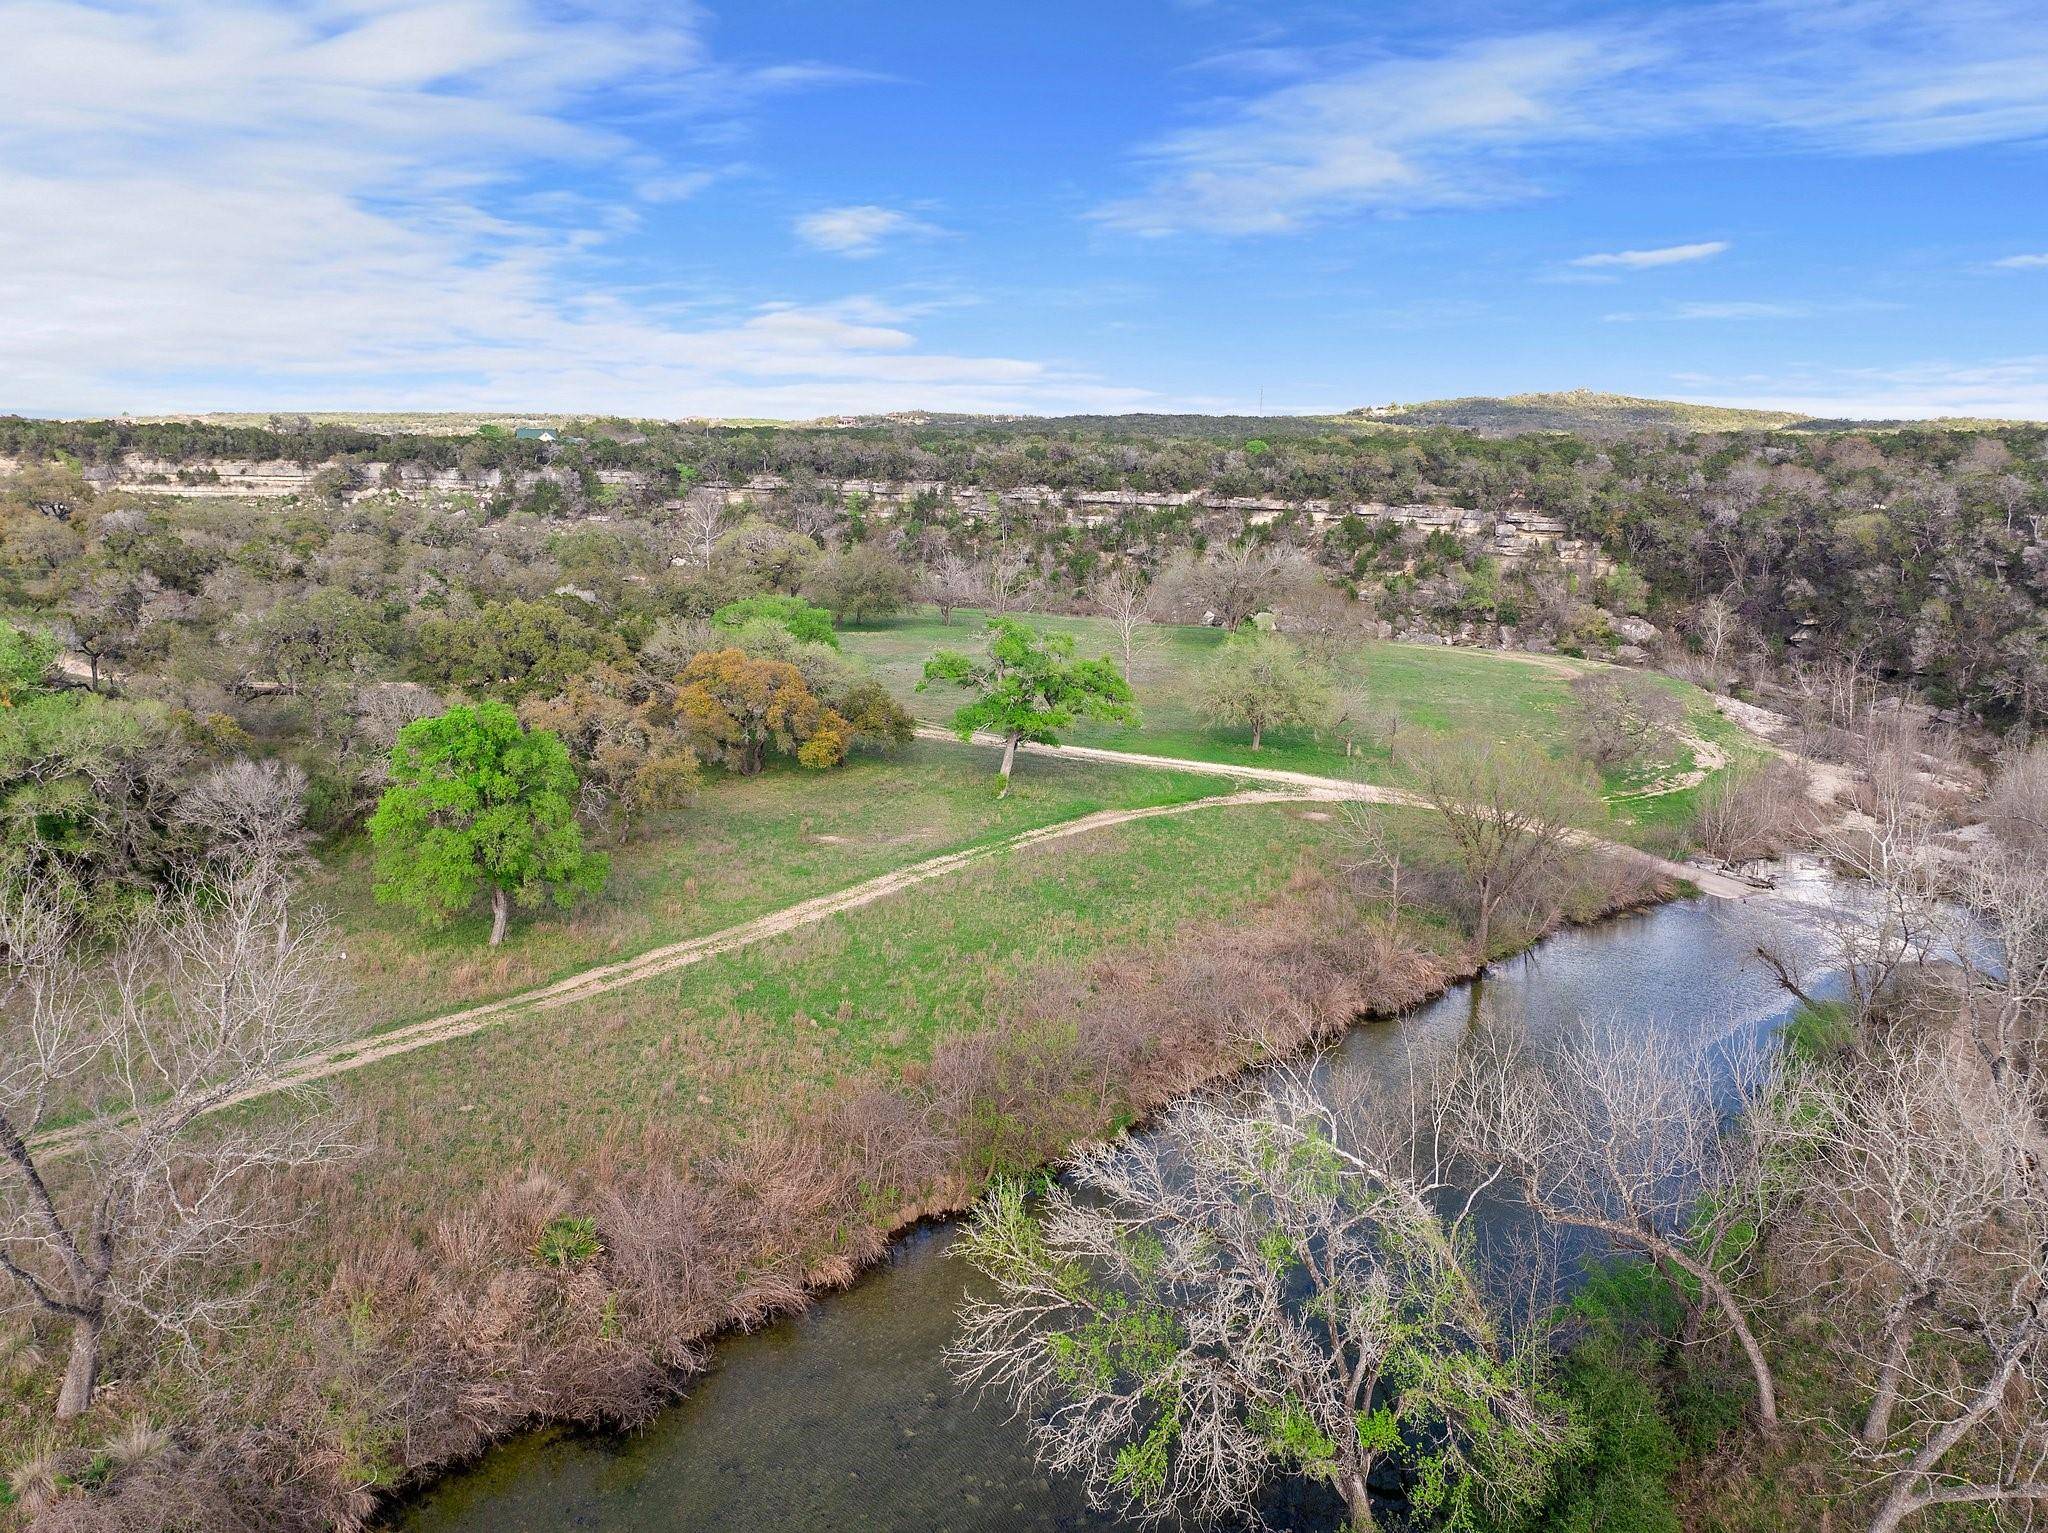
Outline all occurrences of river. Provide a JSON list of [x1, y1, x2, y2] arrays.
[[399, 869, 1841, 1533]]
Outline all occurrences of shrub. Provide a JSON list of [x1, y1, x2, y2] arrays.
[[532, 1215, 604, 1269], [712, 594, 839, 649]]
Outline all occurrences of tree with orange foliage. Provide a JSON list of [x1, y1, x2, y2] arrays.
[[672, 647, 852, 775]]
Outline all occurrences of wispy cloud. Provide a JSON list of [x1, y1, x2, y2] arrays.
[[1097, 1, 2048, 236], [1094, 32, 1640, 235], [1604, 300, 1819, 322], [1991, 253, 2048, 270], [1676, 355, 2048, 420], [0, 1, 1135, 416], [793, 205, 943, 257], [635, 169, 728, 204], [1571, 241, 1729, 269]]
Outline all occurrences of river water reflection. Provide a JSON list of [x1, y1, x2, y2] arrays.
[[400, 878, 1836, 1533]]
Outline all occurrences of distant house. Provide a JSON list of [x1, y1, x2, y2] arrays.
[[512, 426, 589, 446]]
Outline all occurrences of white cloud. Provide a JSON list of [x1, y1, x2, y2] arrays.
[[1094, 32, 1639, 235], [0, 1, 1137, 417], [1605, 300, 1813, 322], [1570, 241, 1729, 269], [1991, 253, 2048, 270], [635, 169, 725, 204], [1676, 356, 2048, 421], [1097, 1, 2048, 235], [793, 205, 941, 257]]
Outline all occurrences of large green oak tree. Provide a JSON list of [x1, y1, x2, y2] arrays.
[[921, 618, 1137, 794], [369, 702, 608, 946]]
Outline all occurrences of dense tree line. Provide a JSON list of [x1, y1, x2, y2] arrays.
[[5, 412, 2046, 730]]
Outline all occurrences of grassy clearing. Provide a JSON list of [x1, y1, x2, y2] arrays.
[[317, 620, 1746, 1039], [841, 609, 1756, 840], [314, 800, 1405, 1217], [315, 739, 1221, 1036]]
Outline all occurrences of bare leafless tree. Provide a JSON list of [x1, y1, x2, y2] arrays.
[[1155, 545, 1319, 631], [676, 489, 728, 571], [1689, 758, 1815, 867], [1986, 742, 2048, 857], [1450, 1017, 1784, 1430], [1569, 670, 1682, 770], [0, 869, 356, 1418], [921, 551, 984, 626], [1334, 792, 1410, 931], [1770, 1036, 2048, 1531], [1272, 578, 1369, 667], [1691, 594, 1747, 691], [950, 1070, 1568, 1531], [1757, 792, 1956, 1023], [174, 758, 310, 874], [979, 545, 1040, 615], [1398, 734, 1598, 961], [1091, 566, 1156, 677], [1958, 843, 2048, 1086]]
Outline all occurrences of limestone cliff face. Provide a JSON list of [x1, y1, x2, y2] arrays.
[[46, 456, 1610, 572]]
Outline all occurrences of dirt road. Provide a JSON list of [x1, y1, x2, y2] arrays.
[[34, 737, 1764, 1152], [915, 727, 1761, 902], [31, 788, 1335, 1154]]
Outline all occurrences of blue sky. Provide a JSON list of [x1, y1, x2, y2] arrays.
[[4, 0, 2048, 418]]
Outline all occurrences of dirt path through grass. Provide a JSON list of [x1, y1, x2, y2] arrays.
[[34, 738, 1765, 1156], [32, 787, 1362, 1155], [915, 726, 1762, 900]]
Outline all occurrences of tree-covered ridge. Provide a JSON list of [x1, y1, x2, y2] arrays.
[[1355, 390, 1812, 435], [5, 410, 2047, 726]]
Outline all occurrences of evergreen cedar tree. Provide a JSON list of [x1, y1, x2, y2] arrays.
[[671, 648, 853, 775], [920, 618, 1138, 794], [0, 620, 194, 922], [412, 599, 626, 702], [368, 701, 608, 946]]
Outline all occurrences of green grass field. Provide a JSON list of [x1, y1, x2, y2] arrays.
[[841, 607, 1756, 836], [316, 800, 1425, 1213], [315, 621, 1758, 1044], [317, 739, 1223, 1036]]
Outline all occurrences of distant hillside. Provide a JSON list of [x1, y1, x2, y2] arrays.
[[117, 395, 2040, 440], [128, 411, 579, 437], [1349, 391, 1808, 435]]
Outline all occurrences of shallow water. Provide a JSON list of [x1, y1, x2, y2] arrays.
[[399, 884, 1836, 1533]]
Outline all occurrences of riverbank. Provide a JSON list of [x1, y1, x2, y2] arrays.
[[357, 845, 1676, 1531], [403, 856, 1819, 1533], [14, 808, 1671, 1533]]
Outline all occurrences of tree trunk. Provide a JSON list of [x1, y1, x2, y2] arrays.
[[1250, 720, 1263, 750], [56, 1309, 101, 1419], [1864, 1321, 2040, 1533], [1338, 1469, 1376, 1530], [1868, 1491, 1917, 1533], [489, 886, 510, 947], [1574, 1215, 1779, 1430], [997, 732, 1019, 796], [1862, 1319, 1914, 1445], [1724, 1293, 1781, 1429]]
